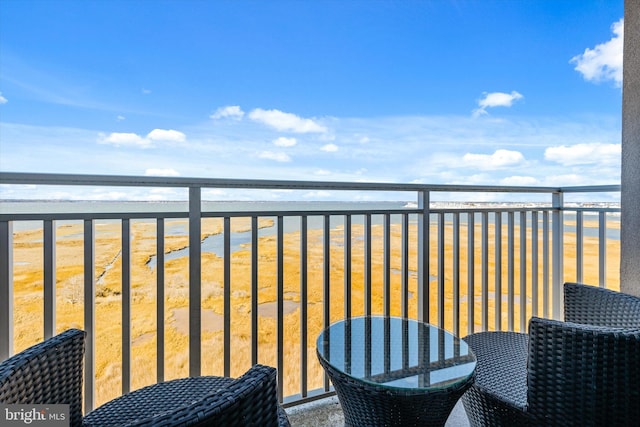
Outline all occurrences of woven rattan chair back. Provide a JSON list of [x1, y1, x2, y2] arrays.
[[0, 329, 86, 427], [462, 283, 640, 427]]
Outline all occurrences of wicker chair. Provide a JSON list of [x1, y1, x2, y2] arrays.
[[0, 329, 290, 427], [461, 282, 640, 427]]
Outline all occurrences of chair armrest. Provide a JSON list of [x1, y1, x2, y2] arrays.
[[564, 282, 640, 327], [0, 329, 86, 427], [527, 317, 640, 425]]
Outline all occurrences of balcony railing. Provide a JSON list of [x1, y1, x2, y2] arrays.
[[0, 172, 621, 412]]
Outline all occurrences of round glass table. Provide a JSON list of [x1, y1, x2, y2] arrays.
[[316, 316, 476, 426]]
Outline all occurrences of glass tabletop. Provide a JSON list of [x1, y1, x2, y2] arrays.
[[316, 316, 476, 391]]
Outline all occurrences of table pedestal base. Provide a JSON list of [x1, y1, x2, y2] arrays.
[[319, 356, 474, 427]]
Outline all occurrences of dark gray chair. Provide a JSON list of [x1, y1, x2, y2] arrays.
[[0, 329, 85, 426], [0, 329, 290, 427], [461, 282, 640, 426]]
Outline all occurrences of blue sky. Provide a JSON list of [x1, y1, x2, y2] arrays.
[[0, 1, 624, 201]]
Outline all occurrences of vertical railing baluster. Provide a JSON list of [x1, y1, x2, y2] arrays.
[[43, 220, 56, 339], [156, 218, 165, 383], [417, 191, 430, 323], [277, 215, 284, 400], [481, 212, 489, 332], [344, 215, 352, 319], [401, 213, 409, 320], [364, 214, 372, 316], [384, 214, 391, 318], [467, 212, 475, 335], [84, 219, 95, 412], [576, 211, 584, 283], [0, 220, 13, 360], [300, 216, 308, 398], [494, 212, 502, 331], [599, 212, 606, 287], [519, 211, 527, 332], [251, 216, 258, 366], [122, 219, 131, 394], [507, 212, 515, 331], [552, 192, 564, 320], [531, 211, 539, 317], [323, 215, 330, 391], [543, 211, 550, 318], [224, 217, 231, 377], [384, 317, 390, 375], [452, 212, 460, 337], [437, 212, 445, 329], [188, 187, 202, 377], [323, 215, 330, 325]]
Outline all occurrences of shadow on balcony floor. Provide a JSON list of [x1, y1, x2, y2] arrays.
[[286, 395, 469, 426]]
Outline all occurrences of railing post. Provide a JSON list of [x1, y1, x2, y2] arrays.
[[84, 220, 95, 412], [43, 220, 56, 339], [299, 216, 308, 397], [383, 214, 391, 318], [224, 216, 231, 377], [156, 218, 165, 383], [364, 214, 372, 316], [0, 220, 13, 360], [122, 219, 131, 394], [599, 212, 607, 287], [551, 191, 564, 320], [276, 215, 284, 400], [437, 212, 445, 329], [417, 190, 430, 323], [189, 187, 202, 377]]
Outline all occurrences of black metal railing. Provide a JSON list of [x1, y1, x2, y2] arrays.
[[0, 172, 620, 410]]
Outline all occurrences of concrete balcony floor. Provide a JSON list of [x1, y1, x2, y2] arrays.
[[286, 395, 470, 426]]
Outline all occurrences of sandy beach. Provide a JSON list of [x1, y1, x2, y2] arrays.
[[10, 216, 619, 406]]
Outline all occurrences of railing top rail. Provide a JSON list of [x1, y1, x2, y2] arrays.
[[0, 205, 622, 222], [0, 172, 619, 194]]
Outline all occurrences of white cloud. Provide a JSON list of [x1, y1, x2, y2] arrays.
[[571, 18, 623, 86], [145, 168, 180, 177], [258, 151, 291, 162], [473, 91, 524, 117], [479, 91, 524, 108], [462, 149, 525, 169], [116, 115, 126, 121], [142, 88, 152, 94], [147, 129, 186, 142], [98, 129, 185, 147], [544, 142, 620, 166], [98, 132, 150, 147], [3, 112, 620, 195], [273, 137, 297, 147], [248, 108, 327, 133], [0, 93, 7, 104], [211, 105, 245, 120], [321, 143, 339, 152]]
